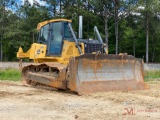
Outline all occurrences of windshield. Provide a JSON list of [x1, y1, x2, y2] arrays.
[[39, 24, 49, 42]]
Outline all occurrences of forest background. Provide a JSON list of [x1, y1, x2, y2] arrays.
[[0, 0, 160, 63]]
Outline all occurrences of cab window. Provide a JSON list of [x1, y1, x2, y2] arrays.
[[64, 22, 71, 38], [39, 24, 49, 42]]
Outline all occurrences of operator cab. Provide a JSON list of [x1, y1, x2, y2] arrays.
[[37, 19, 72, 56]]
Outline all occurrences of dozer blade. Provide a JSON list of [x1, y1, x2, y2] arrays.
[[67, 54, 149, 95]]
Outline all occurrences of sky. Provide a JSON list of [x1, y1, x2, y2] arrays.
[[22, 0, 47, 6], [4, 0, 47, 13]]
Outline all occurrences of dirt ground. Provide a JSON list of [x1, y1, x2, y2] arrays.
[[0, 80, 160, 120]]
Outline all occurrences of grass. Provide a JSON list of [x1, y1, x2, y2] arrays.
[[144, 70, 160, 81], [0, 68, 21, 81]]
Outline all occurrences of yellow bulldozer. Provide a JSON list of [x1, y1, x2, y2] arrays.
[[17, 17, 148, 95]]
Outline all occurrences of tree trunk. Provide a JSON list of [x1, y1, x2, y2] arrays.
[[146, 13, 149, 62], [115, 1, 118, 54], [32, 33, 34, 43], [105, 11, 109, 54], [0, 35, 2, 61], [87, 1, 89, 38], [60, 0, 61, 16], [151, 35, 156, 62], [0, 0, 5, 61], [133, 38, 135, 57], [54, 3, 56, 16]]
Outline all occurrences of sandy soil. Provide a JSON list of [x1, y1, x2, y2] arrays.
[[0, 80, 159, 120]]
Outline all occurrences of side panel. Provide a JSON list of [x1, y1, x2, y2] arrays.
[[60, 40, 84, 63], [30, 43, 47, 59], [17, 43, 47, 59]]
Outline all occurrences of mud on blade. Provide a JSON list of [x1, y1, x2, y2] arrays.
[[67, 54, 149, 95]]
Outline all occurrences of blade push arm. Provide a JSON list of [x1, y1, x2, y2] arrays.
[[68, 23, 83, 55]]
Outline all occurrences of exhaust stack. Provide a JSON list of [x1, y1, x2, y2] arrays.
[[78, 16, 83, 38]]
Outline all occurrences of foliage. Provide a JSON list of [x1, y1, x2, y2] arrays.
[[0, 0, 160, 62]]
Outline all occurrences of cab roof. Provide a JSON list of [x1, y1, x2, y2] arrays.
[[37, 19, 72, 31]]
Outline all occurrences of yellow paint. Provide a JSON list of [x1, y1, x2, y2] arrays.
[[17, 43, 47, 59], [37, 19, 72, 31], [17, 18, 86, 64], [17, 40, 84, 64]]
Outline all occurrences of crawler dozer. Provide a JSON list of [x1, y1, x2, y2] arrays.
[[17, 17, 148, 95]]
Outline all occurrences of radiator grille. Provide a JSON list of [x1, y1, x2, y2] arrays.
[[84, 43, 103, 53]]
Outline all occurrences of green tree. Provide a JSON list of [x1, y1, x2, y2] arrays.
[[137, 0, 160, 62]]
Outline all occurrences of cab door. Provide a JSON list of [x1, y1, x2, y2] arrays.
[[48, 22, 63, 56]]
